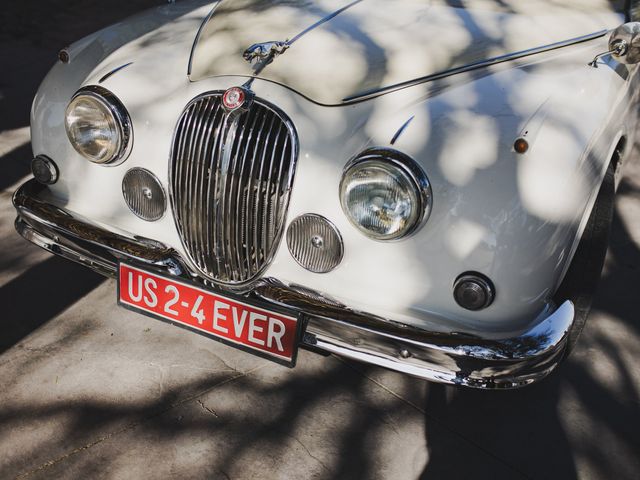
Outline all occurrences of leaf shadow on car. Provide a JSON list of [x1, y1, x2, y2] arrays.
[[1, 1, 639, 479], [420, 163, 640, 480]]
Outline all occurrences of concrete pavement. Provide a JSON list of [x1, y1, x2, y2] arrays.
[[1, 2, 639, 479]]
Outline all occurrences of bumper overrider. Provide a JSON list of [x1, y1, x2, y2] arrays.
[[13, 179, 576, 389]]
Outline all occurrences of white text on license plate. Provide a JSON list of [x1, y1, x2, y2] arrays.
[[118, 264, 300, 365]]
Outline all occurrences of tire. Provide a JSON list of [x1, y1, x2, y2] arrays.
[[553, 162, 616, 353]]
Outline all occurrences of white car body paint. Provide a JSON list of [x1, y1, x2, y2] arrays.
[[29, 0, 640, 338]]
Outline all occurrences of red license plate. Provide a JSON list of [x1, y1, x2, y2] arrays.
[[118, 263, 301, 366]]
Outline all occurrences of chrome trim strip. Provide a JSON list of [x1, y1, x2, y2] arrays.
[[198, 30, 609, 106], [99, 62, 134, 83], [287, 0, 363, 46], [390, 116, 415, 146], [187, 2, 223, 77], [13, 179, 577, 389], [343, 30, 609, 102]]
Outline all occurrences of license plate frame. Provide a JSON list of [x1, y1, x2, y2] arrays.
[[117, 262, 303, 367]]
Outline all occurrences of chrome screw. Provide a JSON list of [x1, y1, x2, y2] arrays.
[[311, 235, 324, 249]]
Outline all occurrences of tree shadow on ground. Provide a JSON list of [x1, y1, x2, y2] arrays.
[[421, 173, 640, 480], [0, 2, 639, 480], [0, 143, 31, 192], [0, 256, 105, 354]]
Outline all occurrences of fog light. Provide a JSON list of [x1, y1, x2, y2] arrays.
[[122, 168, 166, 221], [31, 155, 58, 185], [453, 273, 495, 311], [287, 214, 343, 273]]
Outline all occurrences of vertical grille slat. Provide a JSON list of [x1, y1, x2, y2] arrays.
[[233, 110, 261, 280], [209, 115, 227, 271], [272, 133, 289, 244], [223, 118, 241, 282], [264, 122, 284, 251], [225, 114, 249, 282], [184, 100, 207, 258], [174, 105, 195, 235], [252, 113, 275, 272], [170, 92, 298, 285], [243, 110, 268, 277], [191, 98, 212, 268], [204, 106, 227, 270], [195, 98, 221, 269]]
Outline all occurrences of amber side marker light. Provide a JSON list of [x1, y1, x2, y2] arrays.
[[514, 138, 529, 154]]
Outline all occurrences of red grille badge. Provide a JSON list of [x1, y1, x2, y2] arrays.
[[222, 87, 247, 111]]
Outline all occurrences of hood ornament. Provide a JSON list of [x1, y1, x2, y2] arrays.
[[240, 0, 362, 86], [243, 41, 290, 66]]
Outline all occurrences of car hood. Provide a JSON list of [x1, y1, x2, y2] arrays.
[[189, 0, 624, 104]]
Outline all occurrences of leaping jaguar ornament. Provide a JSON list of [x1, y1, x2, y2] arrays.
[[242, 41, 289, 65]]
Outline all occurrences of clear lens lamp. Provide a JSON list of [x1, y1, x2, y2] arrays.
[[340, 148, 431, 241], [65, 86, 132, 165]]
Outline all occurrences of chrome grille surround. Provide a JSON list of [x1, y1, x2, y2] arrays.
[[169, 91, 298, 286]]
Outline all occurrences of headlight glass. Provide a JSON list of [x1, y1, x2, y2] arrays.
[[340, 149, 431, 240], [64, 87, 131, 164]]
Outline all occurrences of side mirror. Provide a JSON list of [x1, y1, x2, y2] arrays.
[[609, 22, 640, 64], [590, 22, 640, 67]]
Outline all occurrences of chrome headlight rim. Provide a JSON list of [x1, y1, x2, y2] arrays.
[[340, 147, 433, 241], [65, 85, 133, 166]]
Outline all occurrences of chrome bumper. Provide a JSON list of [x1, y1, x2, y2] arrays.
[[13, 179, 576, 389]]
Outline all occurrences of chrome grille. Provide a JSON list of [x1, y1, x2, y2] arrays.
[[170, 92, 298, 284]]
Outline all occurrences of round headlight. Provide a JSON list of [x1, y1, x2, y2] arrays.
[[339, 148, 432, 240], [65, 86, 132, 165]]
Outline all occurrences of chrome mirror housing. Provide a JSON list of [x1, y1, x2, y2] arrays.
[[589, 22, 640, 67], [608, 22, 640, 64]]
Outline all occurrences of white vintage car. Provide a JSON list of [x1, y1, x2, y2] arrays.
[[14, 0, 640, 388]]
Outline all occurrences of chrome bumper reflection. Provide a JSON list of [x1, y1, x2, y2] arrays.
[[13, 179, 576, 389]]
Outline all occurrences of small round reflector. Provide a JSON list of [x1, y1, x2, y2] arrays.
[[514, 138, 529, 154], [287, 214, 344, 273], [58, 49, 70, 64], [222, 87, 246, 110], [122, 168, 166, 221], [31, 155, 58, 185], [453, 273, 495, 311]]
